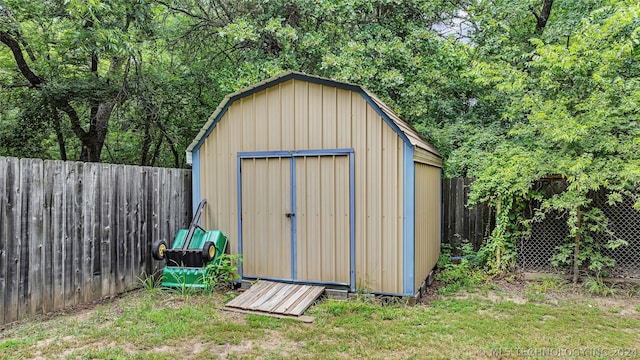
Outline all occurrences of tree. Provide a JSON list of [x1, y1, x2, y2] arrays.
[[465, 0, 640, 278], [0, 0, 154, 162]]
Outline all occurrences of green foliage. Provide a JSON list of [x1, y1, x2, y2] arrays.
[[583, 275, 616, 297], [436, 245, 486, 295], [137, 270, 162, 291], [204, 254, 242, 291], [463, 0, 640, 277]]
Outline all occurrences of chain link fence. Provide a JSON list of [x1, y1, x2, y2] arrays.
[[518, 188, 640, 279]]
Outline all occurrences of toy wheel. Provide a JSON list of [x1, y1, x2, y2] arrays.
[[152, 240, 168, 260], [202, 241, 215, 262]]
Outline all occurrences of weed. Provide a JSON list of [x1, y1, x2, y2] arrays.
[[137, 270, 162, 291], [583, 275, 616, 296], [524, 276, 567, 300], [436, 258, 486, 295], [204, 253, 242, 291]]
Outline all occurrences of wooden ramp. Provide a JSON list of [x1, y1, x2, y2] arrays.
[[224, 281, 325, 323]]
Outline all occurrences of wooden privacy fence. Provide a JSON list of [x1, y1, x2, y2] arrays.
[[0, 157, 191, 325], [441, 178, 491, 252]]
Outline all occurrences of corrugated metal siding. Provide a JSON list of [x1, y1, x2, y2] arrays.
[[240, 158, 291, 279], [198, 78, 405, 294], [414, 163, 442, 291], [296, 156, 350, 284], [414, 147, 443, 168]]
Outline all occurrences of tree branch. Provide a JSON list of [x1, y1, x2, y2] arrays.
[[55, 99, 89, 141], [0, 30, 45, 87], [156, 0, 209, 21], [0, 82, 31, 89]]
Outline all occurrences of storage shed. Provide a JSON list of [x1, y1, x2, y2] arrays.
[[186, 71, 442, 297]]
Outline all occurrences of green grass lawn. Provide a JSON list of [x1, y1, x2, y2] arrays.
[[1, 282, 639, 359]]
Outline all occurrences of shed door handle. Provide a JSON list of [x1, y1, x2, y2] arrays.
[[285, 213, 295, 218]]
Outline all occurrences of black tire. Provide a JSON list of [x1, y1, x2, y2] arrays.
[[152, 240, 168, 260], [202, 241, 215, 262]]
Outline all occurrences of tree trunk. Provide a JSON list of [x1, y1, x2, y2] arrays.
[[533, 0, 554, 34], [572, 206, 583, 284], [80, 101, 114, 162]]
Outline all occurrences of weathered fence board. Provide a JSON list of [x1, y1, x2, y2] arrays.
[[441, 178, 490, 252], [0, 157, 191, 326], [5, 157, 20, 323]]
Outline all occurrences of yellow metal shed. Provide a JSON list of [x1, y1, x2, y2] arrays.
[[186, 72, 442, 296]]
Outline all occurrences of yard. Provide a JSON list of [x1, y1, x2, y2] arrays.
[[1, 278, 639, 359]]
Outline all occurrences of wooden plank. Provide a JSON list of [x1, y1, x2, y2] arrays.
[[42, 161, 56, 314], [115, 164, 126, 294], [242, 282, 286, 310], [124, 165, 136, 289], [4, 158, 21, 322], [62, 162, 74, 308], [289, 286, 325, 316], [223, 307, 315, 323], [226, 280, 271, 308], [82, 162, 97, 303], [271, 284, 311, 313], [99, 164, 112, 297], [27, 159, 44, 317], [225, 281, 324, 317], [72, 162, 85, 306], [18, 158, 33, 320], [88, 163, 102, 301], [0, 157, 11, 324], [142, 167, 155, 275], [4, 157, 20, 323], [255, 283, 300, 312], [138, 167, 149, 276], [50, 161, 65, 311]]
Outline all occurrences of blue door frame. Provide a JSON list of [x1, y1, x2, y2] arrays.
[[237, 148, 356, 292]]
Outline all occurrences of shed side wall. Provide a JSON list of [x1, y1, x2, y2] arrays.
[[198, 78, 405, 294], [414, 163, 441, 292]]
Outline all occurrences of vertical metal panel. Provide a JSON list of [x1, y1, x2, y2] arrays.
[[308, 83, 324, 149], [295, 156, 350, 284], [267, 86, 282, 150], [280, 81, 296, 150], [241, 158, 291, 279], [294, 80, 309, 149], [337, 89, 352, 148], [414, 163, 442, 291], [322, 87, 337, 148], [254, 91, 269, 150]]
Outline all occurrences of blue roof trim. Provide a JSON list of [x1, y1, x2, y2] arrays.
[[190, 72, 414, 153]]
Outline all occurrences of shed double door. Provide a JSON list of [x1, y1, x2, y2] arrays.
[[240, 155, 350, 285]]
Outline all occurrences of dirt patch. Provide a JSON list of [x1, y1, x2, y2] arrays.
[[146, 329, 304, 359], [421, 276, 640, 318]]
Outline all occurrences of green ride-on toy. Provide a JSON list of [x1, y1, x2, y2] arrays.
[[151, 199, 228, 289]]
